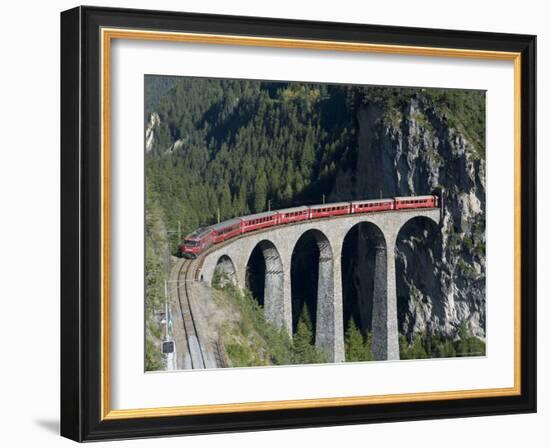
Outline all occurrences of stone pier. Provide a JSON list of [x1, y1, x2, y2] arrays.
[[197, 209, 440, 363]]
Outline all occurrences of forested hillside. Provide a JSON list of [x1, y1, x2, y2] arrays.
[[145, 77, 360, 249], [144, 75, 486, 363]]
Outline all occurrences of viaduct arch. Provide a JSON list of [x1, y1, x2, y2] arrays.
[[198, 208, 440, 362]]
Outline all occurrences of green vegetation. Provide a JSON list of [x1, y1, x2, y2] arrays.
[[399, 323, 485, 360], [143, 76, 486, 367], [145, 77, 485, 255], [144, 183, 170, 371], [358, 86, 486, 158], [145, 78, 358, 252], [213, 277, 327, 367], [344, 319, 374, 362], [455, 322, 486, 357], [292, 305, 327, 365], [456, 258, 478, 279]]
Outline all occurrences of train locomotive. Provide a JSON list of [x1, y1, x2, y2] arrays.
[[180, 195, 439, 258]]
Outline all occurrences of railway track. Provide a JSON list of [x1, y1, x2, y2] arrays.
[[170, 206, 438, 370], [175, 259, 207, 369]]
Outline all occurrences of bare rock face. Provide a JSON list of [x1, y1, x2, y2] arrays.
[[331, 98, 486, 340], [145, 112, 161, 153]]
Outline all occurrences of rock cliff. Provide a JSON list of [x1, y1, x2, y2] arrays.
[[331, 95, 486, 339]]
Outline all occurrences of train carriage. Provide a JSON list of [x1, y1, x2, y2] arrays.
[[308, 201, 351, 219], [179, 195, 440, 258], [240, 211, 278, 233], [211, 218, 242, 244], [351, 198, 394, 214], [394, 195, 438, 210], [179, 227, 215, 258], [277, 206, 310, 224]]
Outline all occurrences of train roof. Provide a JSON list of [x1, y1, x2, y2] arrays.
[[277, 206, 309, 214], [351, 198, 393, 204], [394, 195, 435, 200], [210, 218, 242, 231], [185, 227, 213, 239], [240, 211, 278, 221], [309, 201, 350, 209]]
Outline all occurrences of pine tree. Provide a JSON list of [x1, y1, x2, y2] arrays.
[[344, 319, 366, 362], [292, 305, 323, 364], [344, 319, 373, 362], [253, 171, 268, 212], [219, 185, 232, 220]]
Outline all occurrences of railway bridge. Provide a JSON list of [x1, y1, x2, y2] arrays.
[[194, 208, 440, 363]]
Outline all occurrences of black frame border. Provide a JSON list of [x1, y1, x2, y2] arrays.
[[61, 6, 536, 442]]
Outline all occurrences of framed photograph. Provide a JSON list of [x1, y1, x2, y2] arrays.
[[60, 6, 536, 441]]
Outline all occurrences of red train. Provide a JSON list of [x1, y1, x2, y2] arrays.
[[180, 195, 438, 258]]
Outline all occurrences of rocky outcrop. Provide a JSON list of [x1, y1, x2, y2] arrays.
[[331, 97, 486, 340], [146, 112, 186, 155], [145, 112, 160, 153]]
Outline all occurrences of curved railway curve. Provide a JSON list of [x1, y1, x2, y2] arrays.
[[175, 259, 206, 369], [169, 205, 441, 369]]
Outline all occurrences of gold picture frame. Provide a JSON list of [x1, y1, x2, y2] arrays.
[[61, 6, 536, 441]]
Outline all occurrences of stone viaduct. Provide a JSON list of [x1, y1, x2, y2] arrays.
[[196, 209, 440, 363]]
